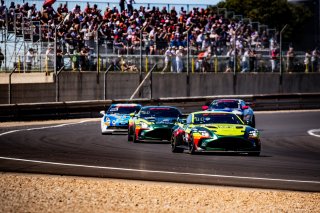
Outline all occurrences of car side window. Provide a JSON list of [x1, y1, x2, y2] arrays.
[[186, 114, 192, 124]]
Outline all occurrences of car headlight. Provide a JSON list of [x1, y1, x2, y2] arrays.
[[249, 130, 259, 138], [140, 122, 149, 129], [199, 130, 210, 137], [104, 117, 110, 126]]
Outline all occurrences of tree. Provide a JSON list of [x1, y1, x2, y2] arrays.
[[214, 0, 313, 49]]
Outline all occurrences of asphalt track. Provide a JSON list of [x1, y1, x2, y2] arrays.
[[0, 110, 320, 192]]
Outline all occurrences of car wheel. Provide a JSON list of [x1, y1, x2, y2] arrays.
[[188, 135, 196, 154], [248, 151, 260, 156], [248, 143, 260, 156], [128, 127, 133, 141], [251, 115, 256, 128], [171, 135, 184, 153]]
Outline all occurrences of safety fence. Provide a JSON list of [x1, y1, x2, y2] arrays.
[[5, 53, 317, 74]]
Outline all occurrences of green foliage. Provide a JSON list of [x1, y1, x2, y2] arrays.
[[214, 0, 313, 46]]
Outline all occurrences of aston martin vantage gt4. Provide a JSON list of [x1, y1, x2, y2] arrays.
[[171, 111, 261, 155], [128, 106, 183, 142]]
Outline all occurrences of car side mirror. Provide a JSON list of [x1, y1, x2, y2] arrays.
[[202, 105, 209, 110], [100, 110, 105, 115]]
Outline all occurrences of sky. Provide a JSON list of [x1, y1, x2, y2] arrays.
[[6, 0, 222, 11], [140, 0, 220, 5]]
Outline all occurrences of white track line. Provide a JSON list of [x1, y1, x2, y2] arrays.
[[308, 129, 320, 138], [1, 120, 319, 185], [0, 156, 319, 185], [0, 120, 90, 137]]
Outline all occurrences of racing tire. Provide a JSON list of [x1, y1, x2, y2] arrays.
[[251, 116, 256, 128], [248, 151, 260, 156], [128, 127, 133, 141], [188, 136, 196, 155], [248, 143, 261, 156], [101, 130, 111, 135], [171, 135, 184, 153]]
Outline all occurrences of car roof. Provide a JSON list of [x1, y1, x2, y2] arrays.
[[111, 103, 142, 107], [141, 106, 179, 109], [212, 99, 242, 102], [191, 111, 236, 115]]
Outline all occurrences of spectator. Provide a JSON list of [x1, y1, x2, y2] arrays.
[[84, 28, 95, 49], [45, 45, 54, 70], [311, 47, 319, 72], [176, 46, 184, 73], [26, 48, 35, 72], [304, 50, 311, 73], [162, 46, 172, 73], [113, 36, 127, 55], [119, 0, 126, 13], [127, 0, 135, 15], [241, 48, 250, 73], [170, 46, 177, 72], [72, 49, 80, 71], [286, 47, 295, 72], [0, 48, 4, 70], [56, 46, 64, 71], [197, 47, 211, 72], [144, 34, 155, 56], [270, 46, 279, 72], [79, 47, 88, 71], [225, 47, 235, 72], [196, 29, 204, 51], [249, 49, 257, 72], [201, 34, 211, 52]]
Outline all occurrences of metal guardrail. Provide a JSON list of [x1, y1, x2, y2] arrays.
[[0, 93, 319, 121]]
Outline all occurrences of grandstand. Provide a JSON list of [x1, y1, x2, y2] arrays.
[[0, 0, 316, 73]]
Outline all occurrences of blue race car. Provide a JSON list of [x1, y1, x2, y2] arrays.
[[202, 99, 255, 127], [100, 103, 142, 134]]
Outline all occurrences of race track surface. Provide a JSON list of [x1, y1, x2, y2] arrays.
[[0, 111, 319, 192]]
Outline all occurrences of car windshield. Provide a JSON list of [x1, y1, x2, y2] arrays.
[[210, 101, 239, 109], [139, 107, 181, 118], [193, 113, 243, 125], [107, 105, 141, 114]]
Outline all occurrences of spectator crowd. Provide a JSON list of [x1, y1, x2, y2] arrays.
[[0, 0, 319, 72]]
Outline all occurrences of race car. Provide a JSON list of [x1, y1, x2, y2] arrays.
[[128, 106, 183, 142], [171, 111, 261, 156], [202, 99, 255, 127], [100, 103, 142, 134]]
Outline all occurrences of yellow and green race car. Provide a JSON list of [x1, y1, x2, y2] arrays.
[[128, 106, 183, 143], [171, 111, 261, 156]]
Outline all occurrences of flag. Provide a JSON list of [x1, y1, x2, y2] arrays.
[[43, 0, 56, 7]]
